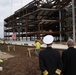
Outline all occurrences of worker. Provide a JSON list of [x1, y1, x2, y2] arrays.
[[32, 39, 41, 56], [1, 40, 4, 51], [0, 59, 3, 71]]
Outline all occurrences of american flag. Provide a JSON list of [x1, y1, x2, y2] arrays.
[[12, 34, 16, 39]]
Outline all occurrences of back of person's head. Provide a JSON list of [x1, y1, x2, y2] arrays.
[[36, 39, 39, 42], [35, 39, 40, 42], [43, 35, 54, 45], [67, 38, 74, 47]]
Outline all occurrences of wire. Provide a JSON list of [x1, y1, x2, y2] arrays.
[[10, 0, 23, 15], [21, 0, 23, 7], [10, 0, 13, 15]]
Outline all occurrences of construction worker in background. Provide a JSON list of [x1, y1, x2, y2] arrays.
[[39, 35, 62, 75], [1, 40, 4, 44], [0, 59, 4, 73], [1, 40, 4, 51], [32, 39, 41, 56]]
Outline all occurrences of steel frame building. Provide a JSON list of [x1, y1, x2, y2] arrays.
[[4, 0, 76, 42]]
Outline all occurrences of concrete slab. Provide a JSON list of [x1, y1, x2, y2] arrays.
[[5, 40, 76, 50]]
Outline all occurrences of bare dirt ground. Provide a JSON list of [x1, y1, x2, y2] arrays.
[[0, 44, 41, 75]]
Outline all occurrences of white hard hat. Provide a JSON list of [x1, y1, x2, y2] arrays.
[[43, 35, 54, 44]]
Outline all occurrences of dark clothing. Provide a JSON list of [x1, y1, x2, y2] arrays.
[[39, 47, 62, 75], [62, 47, 76, 75]]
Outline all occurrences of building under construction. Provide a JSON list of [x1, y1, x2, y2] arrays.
[[4, 0, 76, 42]]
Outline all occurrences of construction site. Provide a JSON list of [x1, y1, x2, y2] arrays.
[[0, 0, 76, 75], [4, 0, 76, 42]]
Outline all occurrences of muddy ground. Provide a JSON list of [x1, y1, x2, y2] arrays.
[[0, 44, 63, 75], [0, 44, 41, 75]]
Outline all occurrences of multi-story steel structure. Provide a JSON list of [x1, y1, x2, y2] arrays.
[[4, 0, 76, 42]]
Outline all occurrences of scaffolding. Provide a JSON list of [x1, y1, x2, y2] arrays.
[[4, 0, 76, 42]]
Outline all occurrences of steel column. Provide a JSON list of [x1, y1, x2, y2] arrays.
[[59, 10, 62, 42], [72, 0, 75, 41]]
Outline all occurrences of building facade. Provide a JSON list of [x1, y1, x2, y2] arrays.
[[4, 0, 76, 42]]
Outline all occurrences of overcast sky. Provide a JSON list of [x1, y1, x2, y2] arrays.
[[0, 0, 32, 38]]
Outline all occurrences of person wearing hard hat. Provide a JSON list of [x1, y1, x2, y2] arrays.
[[0, 59, 3, 71], [32, 39, 41, 56], [1, 40, 5, 51], [39, 35, 62, 75]]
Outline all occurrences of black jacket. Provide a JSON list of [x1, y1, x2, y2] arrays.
[[39, 47, 62, 75], [62, 47, 76, 75]]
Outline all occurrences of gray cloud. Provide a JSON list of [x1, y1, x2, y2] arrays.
[[0, 0, 10, 6]]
